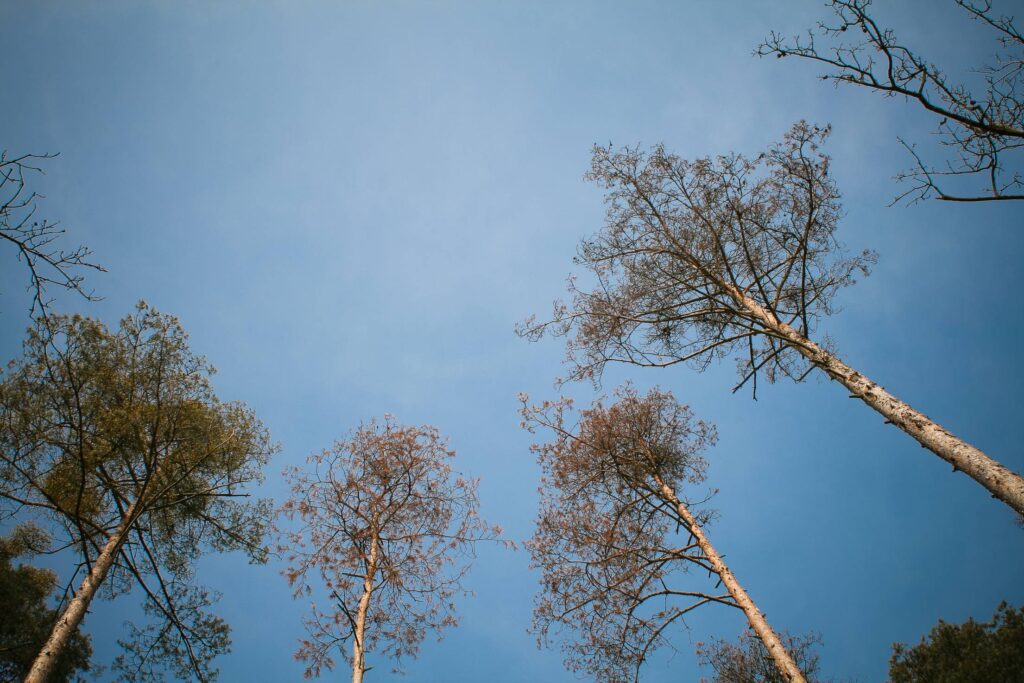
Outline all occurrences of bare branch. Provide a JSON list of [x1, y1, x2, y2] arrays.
[[758, 0, 1024, 202], [520, 122, 1024, 516], [0, 151, 105, 318]]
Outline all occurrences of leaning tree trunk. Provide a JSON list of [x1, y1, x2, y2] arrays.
[[25, 500, 140, 683], [728, 286, 1024, 518], [352, 533, 380, 683], [653, 475, 808, 683]]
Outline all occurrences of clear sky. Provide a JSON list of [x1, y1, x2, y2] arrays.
[[2, 1, 1023, 681]]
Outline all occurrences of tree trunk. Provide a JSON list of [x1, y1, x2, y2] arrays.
[[729, 286, 1024, 517], [653, 475, 808, 683], [352, 533, 380, 683], [24, 500, 139, 683]]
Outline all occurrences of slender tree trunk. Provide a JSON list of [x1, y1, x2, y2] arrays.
[[653, 475, 808, 683], [352, 533, 380, 683], [729, 286, 1024, 517], [25, 500, 140, 683]]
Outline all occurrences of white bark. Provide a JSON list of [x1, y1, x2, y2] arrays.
[[24, 500, 139, 683], [351, 533, 380, 683], [728, 286, 1024, 517], [653, 475, 808, 683]]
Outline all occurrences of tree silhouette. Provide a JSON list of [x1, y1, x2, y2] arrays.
[[0, 151, 103, 318], [759, 0, 1024, 203]]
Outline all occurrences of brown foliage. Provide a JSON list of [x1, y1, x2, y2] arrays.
[[519, 119, 1024, 517], [522, 385, 740, 683], [279, 417, 506, 679], [519, 122, 874, 396]]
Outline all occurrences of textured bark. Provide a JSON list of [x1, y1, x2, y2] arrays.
[[653, 476, 808, 683], [24, 500, 139, 683], [352, 533, 380, 683], [726, 285, 1024, 517]]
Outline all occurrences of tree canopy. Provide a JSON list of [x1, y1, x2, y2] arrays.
[[519, 122, 873, 394], [280, 416, 505, 681], [888, 601, 1024, 683], [520, 120, 1024, 517], [522, 385, 806, 683], [0, 302, 276, 681]]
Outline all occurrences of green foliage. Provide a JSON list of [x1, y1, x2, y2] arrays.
[[0, 526, 92, 683], [0, 302, 277, 681], [888, 602, 1024, 683]]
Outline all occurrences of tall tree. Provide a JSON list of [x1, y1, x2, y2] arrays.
[[0, 303, 277, 682], [280, 417, 505, 682], [758, 0, 1024, 203], [0, 151, 103, 317], [518, 122, 1024, 517], [522, 385, 807, 683], [888, 601, 1024, 683], [0, 525, 92, 683]]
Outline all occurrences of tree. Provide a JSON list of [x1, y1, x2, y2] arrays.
[[0, 525, 92, 682], [697, 630, 833, 683], [1, 151, 103, 317], [279, 417, 505, 682], [888, 601, 1024, 683], [758, 0, 1024, 203], [0, 302, 277, 682], [521, 385, 808, 683], [518, 122, 1024, 517]]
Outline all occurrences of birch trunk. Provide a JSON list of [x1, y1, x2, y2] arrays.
[[727, 286, 1024, 517], [653, 475, 808, 683], [352, 533, 380, 683], [24, 499, 140, 683]]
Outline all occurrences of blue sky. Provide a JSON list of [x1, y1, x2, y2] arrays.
[[2, 1, 1023, 681]]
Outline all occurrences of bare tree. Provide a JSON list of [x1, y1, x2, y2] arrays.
[[522, 385, 808, 683], [518, 122, 1024, 517], [279, 417, 506, 682], [0, 303, 277, 682], [0, 151, 104, 317], [697, 630, 833, 683], [758, 0, 1024, 203]]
